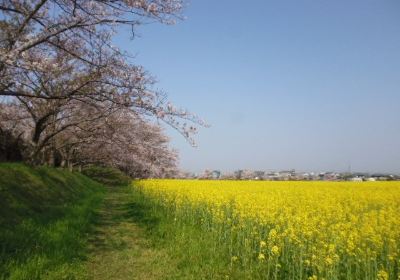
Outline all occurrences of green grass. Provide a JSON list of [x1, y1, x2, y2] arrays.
[[2, 164, 255, 279], [127, 184, 243, 280], [0, 163, 105, 280], [86, 185, 178, 280]]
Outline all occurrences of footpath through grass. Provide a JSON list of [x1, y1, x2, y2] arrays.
[[0, 164, 179, 279], [86, 185, 178, 280]]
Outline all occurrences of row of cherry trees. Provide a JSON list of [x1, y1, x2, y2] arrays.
[[0, 0, 202, 178]]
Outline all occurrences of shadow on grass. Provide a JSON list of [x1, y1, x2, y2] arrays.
[[121, 201, 161, 230], [0, 189, 104, 279], [0, 163, 110, 279], [86, 186, 161, 254]]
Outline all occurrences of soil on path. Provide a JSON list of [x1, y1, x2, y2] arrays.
[[86, 186, 175, 280]]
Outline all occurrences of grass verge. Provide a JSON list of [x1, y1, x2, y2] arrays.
[[128, 183, 240, 280]]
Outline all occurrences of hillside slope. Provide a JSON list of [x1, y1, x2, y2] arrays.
[[0, 163, 105, 280]]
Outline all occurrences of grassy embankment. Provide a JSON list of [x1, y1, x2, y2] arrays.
[[0, 163, 105, 279]]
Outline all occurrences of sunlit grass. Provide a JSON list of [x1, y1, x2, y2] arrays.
[[0, 163, 105, 280]]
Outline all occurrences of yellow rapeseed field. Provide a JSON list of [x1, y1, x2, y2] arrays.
[[134, 180, 400, 279]]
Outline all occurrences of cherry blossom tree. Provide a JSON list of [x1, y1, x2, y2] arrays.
[[0, 0, 203, 138], [0, 0, 183, 80], [0, 0, 205, 177], [1, 99, 179, 177], [58, 107, 179, 177]]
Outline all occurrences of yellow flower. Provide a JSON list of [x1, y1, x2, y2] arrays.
[[311, 254, 317, 261], [271, 245, 279, 255], [268, 229, 277, 240], [136, 179, 400, 278], [231, 256, 238, 262], [377, 270, 389, 280], [325, 257, 333, 266]]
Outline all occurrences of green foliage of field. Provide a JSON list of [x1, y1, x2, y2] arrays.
[[132, 180, 400, 280], [0, 163, 105, 280], [128, 186, 236, 279]]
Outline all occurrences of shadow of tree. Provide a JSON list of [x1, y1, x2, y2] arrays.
[[87, 186, 160, 253]]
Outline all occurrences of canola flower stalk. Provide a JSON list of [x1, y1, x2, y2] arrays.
[[134, 179, 400, 279]]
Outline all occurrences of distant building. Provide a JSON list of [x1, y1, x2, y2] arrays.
[[319, 172, 340, 181], [370, 173, 394, 181], [278, 169, 296, 180], [254, 171, 265, 180], [300, 173, 316, 180], [266, 172, 279, 180], [350, 177, 363, 182]]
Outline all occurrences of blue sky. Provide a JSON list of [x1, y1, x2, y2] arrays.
[[114, 0, 400, 174]]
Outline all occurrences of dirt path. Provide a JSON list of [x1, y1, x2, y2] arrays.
[[86, 186, 175, 280]]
